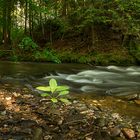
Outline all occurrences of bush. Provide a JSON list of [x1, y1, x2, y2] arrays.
[[34, 49, 61, 63], [18, 37, 38, 51]]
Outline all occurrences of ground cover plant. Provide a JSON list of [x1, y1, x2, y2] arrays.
[[36, 78, 71, 105]]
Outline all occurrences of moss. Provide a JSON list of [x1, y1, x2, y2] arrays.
[[88, 49, 136, 65]]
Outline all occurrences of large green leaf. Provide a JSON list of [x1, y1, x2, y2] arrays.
[[49, 79, 57, 93], [59, 98, 71, 104], [51, 98, 58, 103], [41, 93, 51, 97], [56, 86, 69, 92], [36, 86, 51, 91], [58, 90, 69, 96]]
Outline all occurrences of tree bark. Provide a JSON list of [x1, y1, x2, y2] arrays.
[[2, 0, 12, 48]]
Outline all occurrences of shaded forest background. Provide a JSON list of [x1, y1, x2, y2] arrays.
[[0, 0, 140, 65]]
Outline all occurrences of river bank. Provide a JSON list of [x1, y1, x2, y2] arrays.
[[0, 40, 139, 66], [0, 88, 140, 140]]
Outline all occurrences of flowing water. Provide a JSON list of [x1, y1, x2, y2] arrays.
[[0, 61, 140, 119]]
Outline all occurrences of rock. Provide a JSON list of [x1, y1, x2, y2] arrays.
[[0, 133, 32, 139], [69, 108, 79, 116], [93, 131, 111, 140], [112, 137, 126, 140], [76, 103, 88, 111], [111, 113, 120, 119], [19, 120, 37, 128], [110, 127, 121, 137], [134, 100, 140, 105], [57, 117, 64, 125], [92, 131, 103, 140], [89, 105, 99, 111], [85, 137, 92, 140], [101, 131, 112, 140], [0, 104, 5, 111], [137, 132, 140, 139], [68, 129, 80, 137], [1, 110, 6, 115], [33, 127, 43, 140], [73, 100, 79, 104], [94, 118, 106, 127], [20, 128, 32, 134], [122, 128, 135, 139], [80, 109, 94, 115], [119, 94, 138, 100]]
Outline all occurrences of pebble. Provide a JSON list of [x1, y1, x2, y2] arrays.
[[5, 97, 12, 100], [122, 128, 135, 139], [33, 127, 43, 140], [111, 113, 120, 119], [94, 118, 106, 127], [110, 127, 121, 136], [73, 100, 79, 104], [134, 99, 140, 105], [1, 110, 6, 115], [85, 137, 92, 140], [93, 131, 111, 140], [76, 103, 87, 111]]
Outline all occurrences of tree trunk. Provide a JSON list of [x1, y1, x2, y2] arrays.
[[29, 1, 32, 37], [62, 0, 67, 17], [24, 0, 28, 34], [2, 0, 12, 48]]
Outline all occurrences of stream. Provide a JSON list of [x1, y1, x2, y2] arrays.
[[0, 61, 139, 96], [0, 61, 140, 119]]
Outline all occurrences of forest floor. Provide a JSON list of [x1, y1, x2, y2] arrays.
[[0, 87, 140, 140]]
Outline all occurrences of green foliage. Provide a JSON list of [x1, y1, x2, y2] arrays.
[[11, 28, 24, 45], [0, 0, 139, 64], [93, 51, 135, 65], [78, 56, 91, 64], [36, 78, 71, 105], [34, 49, 61, 63], [10, 54, 19, 62], [0, 51, 6, 57], [18, 37, 38, 51], [129, 41, 140, 62], [57, 51, 92, 64]]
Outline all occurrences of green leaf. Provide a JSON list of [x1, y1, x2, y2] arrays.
[[56, 86, 69, 92], [49, 79, 57, 93], [41, 93, 51, 97], [36, 86, 51, 91], [58, 90, 69, 96], [59, 98, 71, 104], [51, 98, 58, 103]]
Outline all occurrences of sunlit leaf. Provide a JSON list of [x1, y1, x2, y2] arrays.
[[49, 79, 57, 93], [56, 86, 69, 91], [58, 90, 69, 96], [41, 93, 51, 97], [36, 86, 51, 91], [51, 98, 58, 103], [59, 98, 71, 104]]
